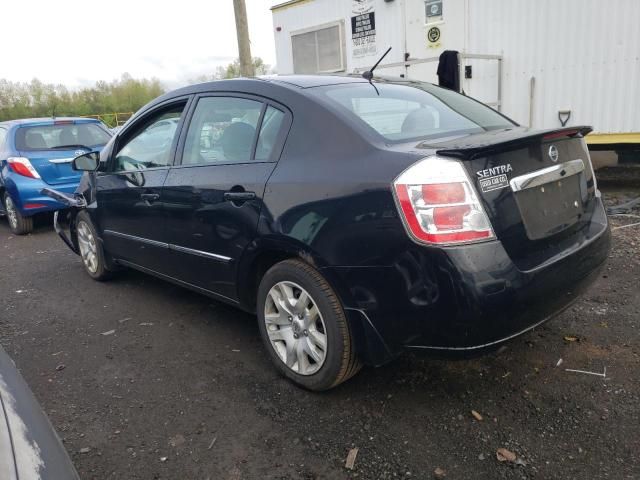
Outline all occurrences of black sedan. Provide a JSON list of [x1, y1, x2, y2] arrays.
[[45, 75, 610, 390]]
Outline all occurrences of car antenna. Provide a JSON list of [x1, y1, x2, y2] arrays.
[[361, 47, 391, 95]]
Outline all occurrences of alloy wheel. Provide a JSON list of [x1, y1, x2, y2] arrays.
[[76, 221, 98, 273], [4, 196, 18, 230], [264, 281, 328, 375]]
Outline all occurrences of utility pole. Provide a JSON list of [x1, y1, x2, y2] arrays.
[[233, 0, 255, 77]]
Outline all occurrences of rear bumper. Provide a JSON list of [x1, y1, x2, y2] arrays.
[[324, 199, 611, 364], [4, 176, 79, 216]]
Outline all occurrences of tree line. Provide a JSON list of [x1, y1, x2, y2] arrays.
[[0, 74, 165, 126], [0, 58, 272, 127]]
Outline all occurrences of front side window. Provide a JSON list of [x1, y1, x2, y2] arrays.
[[113, 104, 185, 171], [292, 24, 344, 74], [182, 97, 265, 165], [314, 82, 515, 142], [15, 123, 111, 151]]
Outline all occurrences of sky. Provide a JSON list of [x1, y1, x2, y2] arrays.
[[0, 0, 280, 89]]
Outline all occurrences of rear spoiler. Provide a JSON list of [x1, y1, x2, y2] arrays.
[[424, 126, 593, 160]]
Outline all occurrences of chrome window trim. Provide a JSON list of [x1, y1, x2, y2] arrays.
[[509, 159, 585, 192]]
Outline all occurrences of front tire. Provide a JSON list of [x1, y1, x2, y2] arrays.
[[3, 193, 33, 235], [75, 211, 111, 281], [257, 259, 361, 391]]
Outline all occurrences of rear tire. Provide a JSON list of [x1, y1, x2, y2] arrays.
[[257, 259, 361, 391], [75, 211, 111, 281], [3, 193, 33, 235]]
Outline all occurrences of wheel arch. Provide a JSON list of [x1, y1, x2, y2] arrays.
[[235, 237, 393, 366], [235, 236, 356, 315], [1, 176, 18, 203], [74, 208, 118, 270]]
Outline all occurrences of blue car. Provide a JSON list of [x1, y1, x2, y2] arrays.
[[0, 118, 111, 234]]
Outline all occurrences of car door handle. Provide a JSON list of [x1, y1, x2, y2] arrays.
[[140, 193, 160, 202], [223, 191, 256, 202]]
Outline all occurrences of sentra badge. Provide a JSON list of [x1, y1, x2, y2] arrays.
[[476, 164, 513, 193]]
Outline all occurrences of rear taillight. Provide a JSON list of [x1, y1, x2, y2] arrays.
[[7, 157, 41, 179], [393, 156, 495, 245]]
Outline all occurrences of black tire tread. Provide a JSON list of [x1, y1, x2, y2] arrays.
[[264, 259, 361, 389], [75, 211, 112, 281], [3, 193, 33, 235]]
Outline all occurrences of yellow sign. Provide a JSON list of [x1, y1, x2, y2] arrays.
[[427, 26, 441, 48]]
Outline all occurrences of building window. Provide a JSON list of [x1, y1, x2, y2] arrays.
[[291, 23, 345, 74], [425, 0, 443, 23]]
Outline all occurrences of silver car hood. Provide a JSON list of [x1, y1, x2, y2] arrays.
[[0, 347, 79, 480], [0, 380, 18, 480], [0, 373, 43, 480]]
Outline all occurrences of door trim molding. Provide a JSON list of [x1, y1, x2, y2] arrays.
[[169, 244, 232, 263], [103, 230, 232, 263], [103, 230, 169, 249]]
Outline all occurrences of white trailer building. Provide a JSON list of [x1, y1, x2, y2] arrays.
[[271, 0, 640, 160]]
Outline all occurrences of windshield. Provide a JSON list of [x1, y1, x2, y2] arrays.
[[15, 123, 111, 151], [313, 82, 515, 142]]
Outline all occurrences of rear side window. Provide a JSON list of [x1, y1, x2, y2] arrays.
[[0, 127, 6, 149], [15, 123, 111, 150], [255, 106, 285, 161], [182, 97, 273, 165], [315, 82, 514, 142]]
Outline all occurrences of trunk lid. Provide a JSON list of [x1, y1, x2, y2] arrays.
[[422, 127, 599, 269], [19, 149, 86, 186]]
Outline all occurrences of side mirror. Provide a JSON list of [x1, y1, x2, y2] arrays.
[[72, 152, 100, 171]]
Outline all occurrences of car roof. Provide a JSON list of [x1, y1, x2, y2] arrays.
[[163, 74, 370, 97], [124, 74, 424, 128], [0, 117, 101, 127], [263, 74, 370, 89], [136, 75, 374, 116]]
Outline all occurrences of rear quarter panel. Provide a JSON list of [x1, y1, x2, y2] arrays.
[[255, 98, 427, 362], [258, 91, 423, 270]]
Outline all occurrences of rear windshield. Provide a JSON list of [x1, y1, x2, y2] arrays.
[[15, 123, 111, 151], [313, 82, 515, 142]]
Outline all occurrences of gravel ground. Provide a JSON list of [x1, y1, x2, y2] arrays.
[[0, 188, 639, 480]]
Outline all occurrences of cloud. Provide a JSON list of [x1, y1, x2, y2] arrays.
[[0, 0, 277, 87]]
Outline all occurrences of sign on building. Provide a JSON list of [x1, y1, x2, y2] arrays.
[[351, 0, 376, 57], [425, 0, 443, 22]]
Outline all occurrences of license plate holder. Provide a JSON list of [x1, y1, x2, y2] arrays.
[[511, 160, 585, 240]]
